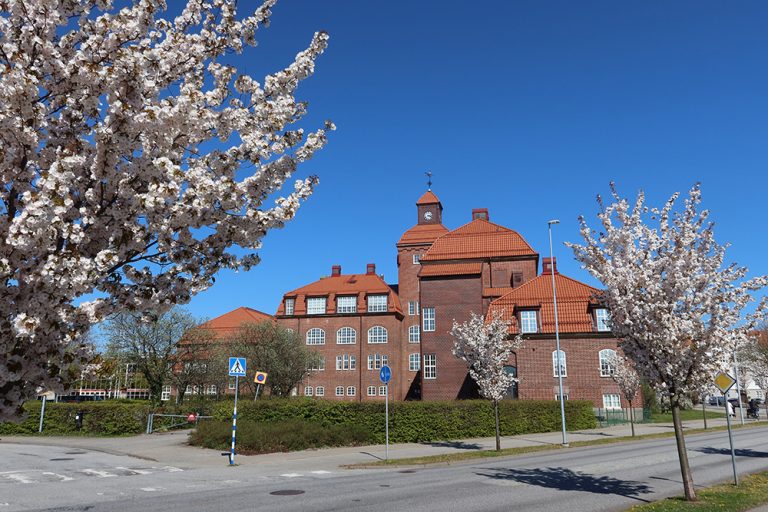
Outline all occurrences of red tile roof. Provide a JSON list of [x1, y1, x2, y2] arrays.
[[197, 307, 273, 339], [421, 219, 537, 261], [488, 274, 602, 334], [419, 262, 482, 277], [278, 273, 403, 316], [397, 223, 449, 246], [416, 190, 441, 205], [483, 287, 515, 298]]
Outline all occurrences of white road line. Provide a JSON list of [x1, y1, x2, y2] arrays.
[[42, 472, 74, 482], [158, 466, 183, 473], [115, 467, 152, 475], [3, 473, 35, 484], [280, 473, 302, 478], [310, 470, 331, 475], [80, 469, 118, 478]]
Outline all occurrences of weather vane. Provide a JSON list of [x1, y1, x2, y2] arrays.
[[425, 171, 433, 191]]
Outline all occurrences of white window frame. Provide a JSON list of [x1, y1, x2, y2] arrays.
[[315, 386, 324, 397], [408, 301, 418, 316], [308, 357, 325, 371], [347, 386, 356, 397], [307, 297, 327, 315], [207, 384, 217, 395], [367, 354, 389, 370], [423, 307, 435, 332], [367, 386, 377, 396], [228, 379, 236, 390], [367, 326, 388, 344], [412, 254, 421, 265], [335, 386, 344, 397], [284, 298, 295, 315], [595, 308, 611, 332], [336, 296, 357, 314], [336, 327, 357, 345], [552, 350, 567, 377], [555, 393, 570, 401], [379, 386, 387, 396], [367, 294, 388, 312], [161, 385, 171, 401], [603, 393, 621, 410], [335, 354, 356, 371], [599, 349, 617, 377], [306, 328, 326, 345], [424, 354, 436, 379], [409, 353, 420, 371], [520, 310, 538, 333], [305, 386, 313, 397], [408, 325, 420, 343]]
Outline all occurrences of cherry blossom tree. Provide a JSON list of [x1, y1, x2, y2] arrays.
[[451, 311, 522, 451], [0, 0, 332, 419], [569, 183, 767, 501], [609, 355, 641, 436]]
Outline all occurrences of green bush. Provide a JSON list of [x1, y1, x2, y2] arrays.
[[189, 419, 374, 454]]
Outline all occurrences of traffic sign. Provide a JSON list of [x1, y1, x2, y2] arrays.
[[379, 365, 391, 384], [714, 371, 736, 394], [254, 371, 268, 384], [228, 357, 246, 377]]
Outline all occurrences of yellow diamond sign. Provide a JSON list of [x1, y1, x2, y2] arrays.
[[714, 371, 736, 394]]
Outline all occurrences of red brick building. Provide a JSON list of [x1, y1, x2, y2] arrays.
[[272, 190, 634, 410]]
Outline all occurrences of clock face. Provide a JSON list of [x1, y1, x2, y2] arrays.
[[424, 211, 433, 220]]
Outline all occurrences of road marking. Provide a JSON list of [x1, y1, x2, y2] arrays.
[[3, 473, 34, 484], [280, 473, 301, 478], [311, 470, 331, 475], [42, 472, 74, 482], [115, 467, 152, 475], [140, 487, 162, 492], [158, 466, 183, 472], [81, 469, 118, 478]]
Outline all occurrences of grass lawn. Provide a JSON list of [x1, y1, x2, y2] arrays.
[[629, 471, 768, 511], [651, 409, 727, 423]]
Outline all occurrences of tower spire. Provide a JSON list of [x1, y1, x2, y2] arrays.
[[425, 171, 433, 191]]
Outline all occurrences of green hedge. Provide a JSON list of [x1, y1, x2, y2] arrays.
[[207, 399, 596, 443]]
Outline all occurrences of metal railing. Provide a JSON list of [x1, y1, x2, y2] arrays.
[[146, 413, 213, 434]]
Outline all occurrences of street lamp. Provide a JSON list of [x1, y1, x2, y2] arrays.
[[548, 219, 568, 447]]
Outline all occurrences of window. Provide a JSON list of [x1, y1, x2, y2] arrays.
[[367, 386, 377, 396], [305, 386, 313, 397], [335, 354, 356, 371], [379, 386, 387, 396], [367, 354, 389, 370], [595, 308, 611, 332], [408, 325, 420, 343], [424, 354, 436, 379], [336, 327, 357, 345], [337, 296, 357, 314], [347, 386, 356, 396], [306, 328, 326, 345], [308, 357, 325, 371], [409, 353, 420, 371], [284, 298, 295, 315], [603, 393, 621, 410], [368, 294, 388, 312], [161, 385, 171, 401], [555, 393, 569, 401], [412, 254, 421, 264], [307, 297, 326, 315], [423, 307, 435, 331], [315, 386, 324, 397], [520, 310, 538, 333], [599, 349, 617, 377], [335, 386, 344, 396], [228, 379, 236, 390], [408, 301, 419, 316], [552, 350, 567, 377], [503, 366, 518, 399], [207, 385, 217, 395], [368, 326, 388, 344]]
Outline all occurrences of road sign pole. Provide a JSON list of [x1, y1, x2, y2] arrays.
[[38, 395, 46, 433], [724, 391, 739, 485], [385, 382, 389, 461], [230, 375, 239, 466]]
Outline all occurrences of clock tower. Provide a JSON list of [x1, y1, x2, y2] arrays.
[[416, 190, 442, 225]]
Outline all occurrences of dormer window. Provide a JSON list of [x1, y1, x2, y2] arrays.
[[367, 294, 388, 313], [595, 308, 611, 332], [520, 310, 538, 333], [336, 296, 357, 314], [284, 298, 295, 315], [307, 297, 326, 315]]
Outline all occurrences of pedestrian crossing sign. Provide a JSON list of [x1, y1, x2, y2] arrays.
[[228, 357, 246, 377]]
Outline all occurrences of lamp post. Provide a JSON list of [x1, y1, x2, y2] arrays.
[[548, 219, 568, 447]]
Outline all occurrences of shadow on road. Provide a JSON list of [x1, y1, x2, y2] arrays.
[[695, 447, 768, 458], [423, 441, 483, 450], [475, 466, 653, 502]]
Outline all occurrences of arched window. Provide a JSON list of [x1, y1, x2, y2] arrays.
[[336, 327, 357, 345], [408, 325, 420, 343], [599, 349, 617, 377], [305, 328, 325, 345], [367, 326, 388, 344], [552, 350, 567, 377]]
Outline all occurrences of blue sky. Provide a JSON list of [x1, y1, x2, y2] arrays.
[[180, 1, 768, 322]]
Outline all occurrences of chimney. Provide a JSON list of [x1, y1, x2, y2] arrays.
[[366, 263, 376, 275], [472, 208, 489, 221], [542, 257, 558, 275], [331, 265, 341, 277]]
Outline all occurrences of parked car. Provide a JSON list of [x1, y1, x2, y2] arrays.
[[709, 396, 725, 406]]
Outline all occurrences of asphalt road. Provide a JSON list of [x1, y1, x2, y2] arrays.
[[3, 426, 768, 512]]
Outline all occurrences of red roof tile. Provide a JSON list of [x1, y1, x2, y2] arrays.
[[278, 273, 403, 316], [421, 219, 537, 261], [483, 287, 515, 298], [416, 190, 441, 205], [197, 307, 273, 339], [419, 262, 482, 277], [488, 274, 602, 334], [397, 223, 449, 246]]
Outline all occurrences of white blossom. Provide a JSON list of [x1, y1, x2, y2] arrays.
[[609, 354, 641, 403], [0, 0, 332, 420]]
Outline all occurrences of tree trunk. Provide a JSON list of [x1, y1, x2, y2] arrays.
[[671, 402, 697, 501], [702, 398, 708, 429], [494, 400, 501, 452], [628, 399, 635, 437]]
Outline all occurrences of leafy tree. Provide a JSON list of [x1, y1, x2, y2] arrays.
[[451, 311, 522, 451], [0, 0, 332, 419], [226, 321, 321, 397], [104, 308, 204, 406], [569, 183, 767, 501]]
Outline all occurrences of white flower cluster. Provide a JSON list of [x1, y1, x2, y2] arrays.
[[0, 0, 332, 420], [451, 311, 523, 402], [609, 354, 641, 402], [568, 184, 767, 405]]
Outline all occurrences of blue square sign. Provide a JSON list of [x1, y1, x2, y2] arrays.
[[228, 357, 246, 377]]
